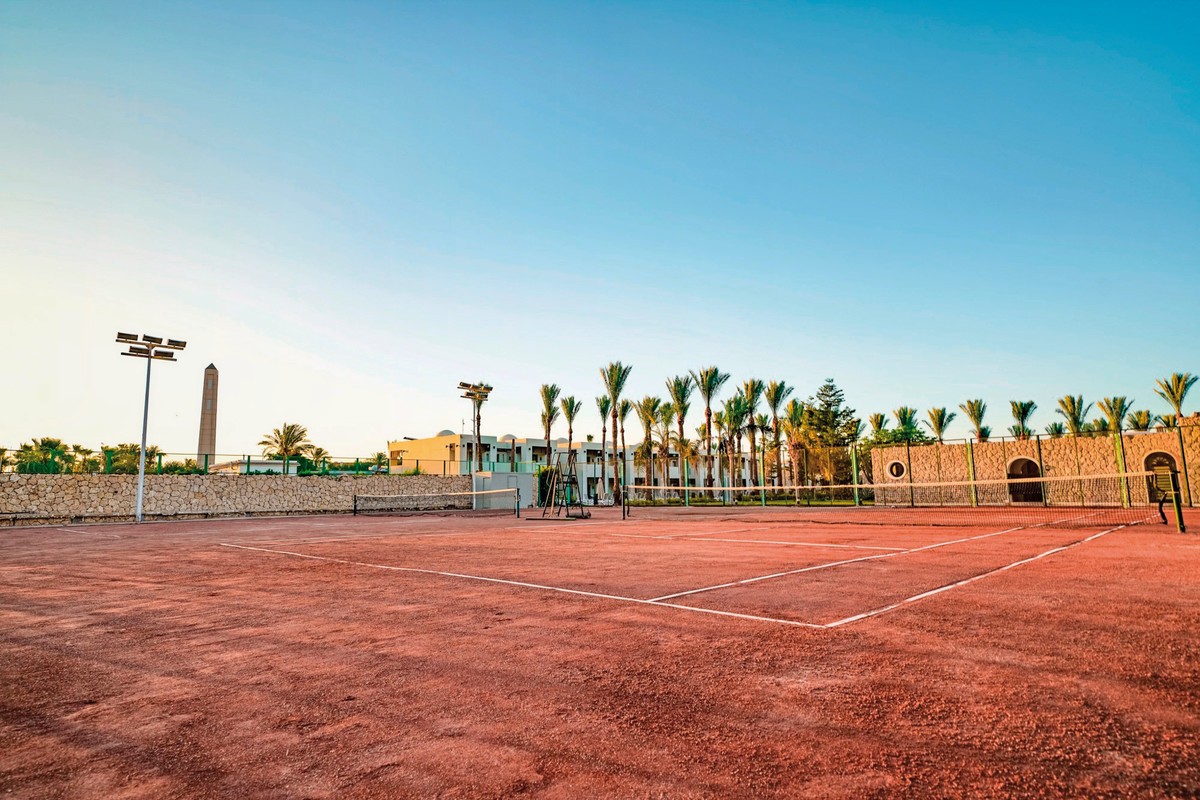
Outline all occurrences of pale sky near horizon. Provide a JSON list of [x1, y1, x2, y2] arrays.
[[2, 1, 1198, 458]]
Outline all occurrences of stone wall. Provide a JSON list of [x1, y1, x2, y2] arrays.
[[871, 429, 1199, 506], [0, 474, 472, 526]]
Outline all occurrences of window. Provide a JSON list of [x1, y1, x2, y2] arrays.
[[887, 461, 906, 479]]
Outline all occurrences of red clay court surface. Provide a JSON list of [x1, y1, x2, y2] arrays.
[[2, 507, 1199, 798]]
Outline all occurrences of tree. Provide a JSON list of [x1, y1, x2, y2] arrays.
[[258, 423, 312, 473], [101, 443, 164, 474], [721, 392, 751, 486], [764, 380, 793, 486], [1126, 410, 1156, 431], [1044, 422, 1066, 438], [372, 452, 389, 473], [72, 444, 98, 474], [924, 407, 956, 443], [1097, 396, 1134, 434], [539, 383, 561, 468], [868, 413, 888, 437], [601, 362, 633, 503], [1160, 414, 1180, 429], [635, 396, 662, 489], [0, 448, 10, 473], [742, 379, 765, 484], [309, 447, 331, 472], [958, 400, 988, 442], [782, 400, 808, 486], [15, 437, 72, 474], [1010, 400, 1037, 440], [595, 396, 611, 499], [1056, 395, 1092, 436], [666, 374, 694, 445], [560, 395, 583, 463], [808, 379, 858, 447], [1089, 417, 1111, 434], [656, 402, 677, 489], [892, 407, 920, 442], [1155, 373, 1197, 420], [689, 366, 730, 488]]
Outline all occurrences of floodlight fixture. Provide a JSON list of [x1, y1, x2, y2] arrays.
[[116, 331, 185, 523]]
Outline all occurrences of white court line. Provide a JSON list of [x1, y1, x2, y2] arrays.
[[646, 525, 1026, 602], [668, 536, 905, 551], [824, 525, 1129, 627], [218, 542, 823, 629]]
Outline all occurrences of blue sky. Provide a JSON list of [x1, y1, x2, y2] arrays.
[[2, 1, 1197, 457]]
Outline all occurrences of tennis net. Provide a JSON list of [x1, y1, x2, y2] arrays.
[[353, 488, 520, 517], [623, 470, 1185, 530]]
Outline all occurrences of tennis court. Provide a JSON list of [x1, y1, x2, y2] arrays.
[[3, 502, 1199, 797]]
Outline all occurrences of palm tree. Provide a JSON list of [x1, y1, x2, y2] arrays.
[[656, 402, 677, 490], [1126, 410, 1156, 431], [72, 444, 96, 474], [1155, 373, 1197, 420], [1044, 422, 1066, 438], [764, 380, 793, 486], [259, 423, 312, 473], [892, 407, 919, 442], [782, 399, 807, 486], [372, 452, 389, 473], [601, 362, 633, 502], [959, 400, 987, 442], [1097, 396, 1134, 434], [1010, 400, 1037, 440], [1089, 417, 1111, 434], [924, 407, 956, 443], [595, 396, 611, 498], [742, 379, 765, 484], [560, 395, 583, 463], [689, 366, 730, 488], [721, 392, 751, 486], [1056, 395, 1092, 436], [539, 383, 561, 468], [666, 375, 694, 458], [1160, 414, 1180, 429], [869, 413, 888, 437], [635, 396, 662, 490], [310, 446, 330, 472]]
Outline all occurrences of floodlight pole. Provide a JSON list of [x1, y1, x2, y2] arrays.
[[117, 332, 186, 523], [136, 357, 152, 522]]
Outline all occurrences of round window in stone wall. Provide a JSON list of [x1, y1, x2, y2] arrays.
[[887, 461, 906, 479]]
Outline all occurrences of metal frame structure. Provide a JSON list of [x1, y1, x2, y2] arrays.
[[116, 332, 186, 522]]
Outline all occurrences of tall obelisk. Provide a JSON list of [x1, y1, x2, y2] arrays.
[[197, 364, 218, 469]]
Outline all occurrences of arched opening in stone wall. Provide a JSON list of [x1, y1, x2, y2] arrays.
[[1006, 458, 1043, 503], [1144, 452, 1178, 501]]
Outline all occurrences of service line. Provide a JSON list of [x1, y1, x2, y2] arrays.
[[218, 542, 824, 628]]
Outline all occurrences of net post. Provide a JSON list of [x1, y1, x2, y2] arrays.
[[760, 449, 766, 507], [1170, 470, 1186, 532], [621, 483, 627, 519], [1175, 425, 1193, 507], [850, 444, 861, 506], [965, 440, 979, 507], [515, 488, 521, 518], [1112, 433, 1130, 508], [684, 459, 690, 507], [352, 495, 358, 515], [1035, 435, 1048, 507], [905, 441, 915, 508]]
